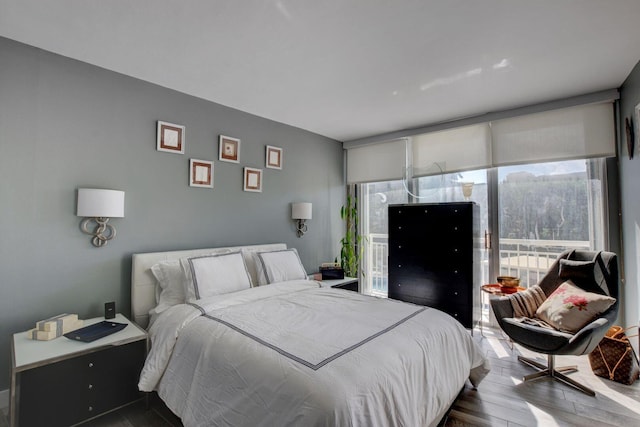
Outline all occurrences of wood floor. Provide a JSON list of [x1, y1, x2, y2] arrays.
[[443, 327, 640, 426], [2, 326, 639, 426]]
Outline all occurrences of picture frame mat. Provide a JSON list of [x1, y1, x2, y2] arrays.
[[157, 121, 185, 154], [219, 135, 241, 163], [190, 159, 214, 188]]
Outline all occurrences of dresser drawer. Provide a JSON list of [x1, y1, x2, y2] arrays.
[[17, 339, 146, 427]]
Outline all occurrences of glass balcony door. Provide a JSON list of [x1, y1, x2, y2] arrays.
[[495, 159, 605, 288], [360, 170, 490, 297], [359, 158, 608, 298]]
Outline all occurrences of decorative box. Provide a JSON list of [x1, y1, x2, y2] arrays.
[[27, 314, 83, 340], [37, 313, 79, 333], [320, 266, 344, 280], [27, 329, 58, 341]]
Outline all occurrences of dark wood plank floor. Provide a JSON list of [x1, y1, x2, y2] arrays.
[[3, 326, 639, 426], [77, 394, 183, 427]]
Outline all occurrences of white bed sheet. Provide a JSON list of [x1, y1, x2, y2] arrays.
[[139, 280, 489, 427]]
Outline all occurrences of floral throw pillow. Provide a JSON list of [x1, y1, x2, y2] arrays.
[[535, 280, 616, 333]]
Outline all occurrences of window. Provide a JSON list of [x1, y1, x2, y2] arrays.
[[352, 100, 616, 298], [360, 158, 609, 297], [360, 180, 407, 296], [496, 159, 605, 287]]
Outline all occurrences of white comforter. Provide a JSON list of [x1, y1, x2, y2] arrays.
[[139, 280, 489, 427]]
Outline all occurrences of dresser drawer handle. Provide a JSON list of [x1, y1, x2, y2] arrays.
[[88, 384, 93, 390], [88, 406, 93, 412], [88, 362, 94, 368]]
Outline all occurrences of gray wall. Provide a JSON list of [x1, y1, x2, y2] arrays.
[[0, 37, 344, 390], [619, 59, 640, 341]]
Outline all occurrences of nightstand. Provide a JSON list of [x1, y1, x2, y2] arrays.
[[10, 313, 148, 427], [319, 277, 359, 292]]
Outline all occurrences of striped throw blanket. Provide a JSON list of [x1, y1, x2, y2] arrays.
[[509, 285, 546, 318]]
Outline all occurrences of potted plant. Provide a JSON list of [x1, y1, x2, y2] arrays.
[[339, 194, 362, 277]]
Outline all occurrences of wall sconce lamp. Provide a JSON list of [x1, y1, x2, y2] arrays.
[[291, 202, 312, 237], [76, 188, 125, 247]]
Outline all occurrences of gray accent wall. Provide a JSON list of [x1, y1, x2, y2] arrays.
[[619, 59, 640, 346], [0, 37, 344, 390]]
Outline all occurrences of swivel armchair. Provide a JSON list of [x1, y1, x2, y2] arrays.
[[490, 250, 619, 396]]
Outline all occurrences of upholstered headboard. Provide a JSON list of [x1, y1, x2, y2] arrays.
[[131, 243, 287, 328]]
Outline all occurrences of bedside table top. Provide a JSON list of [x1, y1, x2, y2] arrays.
[[12, 313, 147, 371], [318, 277, 358, 288]]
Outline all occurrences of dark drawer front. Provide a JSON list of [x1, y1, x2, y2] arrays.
[[389, 206, 474, 264], [18, 339, 146, 427], [389, 270, 472, 307], [332, 280, 359, 292], [431, 302, 474, 328]]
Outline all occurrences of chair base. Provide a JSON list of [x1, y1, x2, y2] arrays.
[[518, 355, 595, 396]]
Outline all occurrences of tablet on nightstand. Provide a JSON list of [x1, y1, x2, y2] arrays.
[[64, 321, 127, 342]]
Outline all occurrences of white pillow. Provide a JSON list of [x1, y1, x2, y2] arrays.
[[254, 248, 307, 285], [181, 251, 252, 301], [535, 280, 616, 333], [149, 260, 186, 315]]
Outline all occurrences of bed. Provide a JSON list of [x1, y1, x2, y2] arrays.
[[132, 243, 490, 427]]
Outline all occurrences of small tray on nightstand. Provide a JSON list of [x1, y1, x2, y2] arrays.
[[64, 320, 127, 342]]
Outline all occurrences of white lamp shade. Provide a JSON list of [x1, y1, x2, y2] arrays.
[[77, 188, 125, 218], [291, 202, 312, 220]]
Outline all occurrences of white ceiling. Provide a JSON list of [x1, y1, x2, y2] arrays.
[[2, 1, 640, 142]]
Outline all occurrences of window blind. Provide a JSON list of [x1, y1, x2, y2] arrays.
[[345, 102, 615, 183], [491, 103, 616, 166], [346, 139, 406, 184], [412, 123, 492, 176]]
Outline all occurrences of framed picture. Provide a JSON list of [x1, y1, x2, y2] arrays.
[[157, 121, 185, 154], [219, 135, 240, 163], [243, 167, 262, 192], [265, 145, 283, 170], [189, 159, 214, 188]]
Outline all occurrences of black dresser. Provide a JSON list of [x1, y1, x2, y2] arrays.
[[388, 202, 480, 328]]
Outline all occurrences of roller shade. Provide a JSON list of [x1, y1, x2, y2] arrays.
[[491, 103, 615, 166], [412, 123, 491, 176], [345, 102, 615, 184], [346, 139, 406, 184]]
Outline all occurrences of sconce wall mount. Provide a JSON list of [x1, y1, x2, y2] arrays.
[[291, 202, 312, 238], [77, 188, 125, 247]]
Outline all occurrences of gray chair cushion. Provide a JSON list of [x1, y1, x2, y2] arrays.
[[502, 318, 574, 352], [558, 258, 601, 294]]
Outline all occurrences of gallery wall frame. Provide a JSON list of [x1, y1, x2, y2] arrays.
[[243, 167, 262, 192], [219, 135, 241, 163], [157, 121, 185, 154], [266, 145, 283, 170], [189, 159, 214, 188]]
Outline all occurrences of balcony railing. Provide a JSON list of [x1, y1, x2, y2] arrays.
[[363, 234, 590, 295], [366, 233, 389, 296], [498, 238, 590, 288]]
